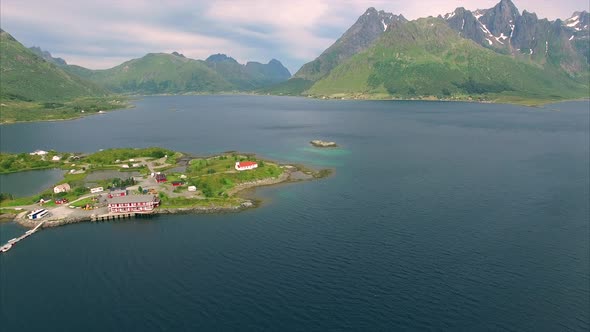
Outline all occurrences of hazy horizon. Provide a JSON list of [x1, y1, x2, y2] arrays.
[[1, 0, 588, 73]]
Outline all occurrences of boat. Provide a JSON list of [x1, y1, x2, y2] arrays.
[[7, 238, 18, 244], [1, 244, 12, 252]]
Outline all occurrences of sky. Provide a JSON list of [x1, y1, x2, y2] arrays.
[[1, 0, 588, 73]]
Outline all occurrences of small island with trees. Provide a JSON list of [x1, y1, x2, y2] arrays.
[[0, 147, 331, 228]]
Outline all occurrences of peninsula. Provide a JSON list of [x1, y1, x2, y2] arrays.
[[0, 147, 331, 228]]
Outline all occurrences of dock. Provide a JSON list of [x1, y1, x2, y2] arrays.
[[1, 221, 45, 254], [91, 212, 154, 222]]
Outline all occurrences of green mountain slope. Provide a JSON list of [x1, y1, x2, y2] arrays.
[[205, 54, 291, 91], [0, 29, 106, 102], [306, 18, 589, 104], [69, 53, 233, 94]]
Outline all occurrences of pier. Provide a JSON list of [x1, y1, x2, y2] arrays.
[[91, 212, 154, 222], [1, 221, 45, 253]]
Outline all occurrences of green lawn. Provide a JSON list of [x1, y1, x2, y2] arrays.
[[185, 154, 283, 197]]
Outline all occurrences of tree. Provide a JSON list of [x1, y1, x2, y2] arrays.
[[138, 186, 143, 193]]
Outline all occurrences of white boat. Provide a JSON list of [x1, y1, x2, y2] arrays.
[[7, 238, 18, 244], [1, 244, 12, 252]]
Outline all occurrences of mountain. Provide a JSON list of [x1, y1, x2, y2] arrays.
[[294, 7, 407, 81], [0, 29, 106, 102], [65, 52, 233, 94], [564, 11, 590, 64], [443, 0, 587, 73], [204, 54, 290, 90], [60, 52, 291, 94], [271, 0, 589, 104], [28, 46, 67, 66]]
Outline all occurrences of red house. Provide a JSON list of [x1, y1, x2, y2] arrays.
[[172, 181, 183, 187], [107, 195, 160, 213], [235, 161, 258, 171], [108, 189, 127, 198], [155, 174, 167, 183]]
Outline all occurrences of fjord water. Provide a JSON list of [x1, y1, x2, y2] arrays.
[[1, 96, 588, 331]]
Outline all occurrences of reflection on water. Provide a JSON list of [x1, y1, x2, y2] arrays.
[[0, 169, 64, 197]]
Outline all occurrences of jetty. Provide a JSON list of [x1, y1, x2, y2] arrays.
[[1, 221, 45, 253]]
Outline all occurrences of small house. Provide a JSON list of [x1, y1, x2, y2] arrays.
[[30, 150, 48, 156], [55, 198, 68, 204], [121, 164, 130, 168], [235, 161, 258, 171], [54, 183, 71, 194], [172, 181, 183, 187], [187, 186, 197, 192], [109, 189, 127, 197], [52, 155, 61, 161], [155, 174, 167, 183]]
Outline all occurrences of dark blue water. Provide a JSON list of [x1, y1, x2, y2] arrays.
[[1, 96, 588, 331]]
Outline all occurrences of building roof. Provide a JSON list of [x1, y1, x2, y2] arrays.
[[110, 189, 127, 194], [54, 183, 71, 190], [238, 161, 257, 167], [108, 194, 158, 204]]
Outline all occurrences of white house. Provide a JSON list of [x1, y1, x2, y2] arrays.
[[54, 183, 71, 194], [30, 150, 48, 156], [187, 186, 197, 192], [90, 187, 104, 194], [235, 161, 258, 171], [121, 164, 130, 168], [52, 155, 61, 161]]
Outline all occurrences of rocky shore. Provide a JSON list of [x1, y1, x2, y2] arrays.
[[9, 164, 325, 230]]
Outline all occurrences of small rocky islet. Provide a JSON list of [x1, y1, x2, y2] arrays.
[[310, 140, 338, 148]]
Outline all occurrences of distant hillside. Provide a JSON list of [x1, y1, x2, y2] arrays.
[[0, 29, 106, 102], [268, 0, 589, 104], [67, 53, 234, 94], [28, 46, 67, 66], [60, 52, 291, 94], [306, 18, 588, 104], [204, 54, 291, 90]]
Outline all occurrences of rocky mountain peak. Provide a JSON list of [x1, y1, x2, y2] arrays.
[[564, 11, 589, 32], [205, 53, 238, 64], [28, 46, 67, 66], [478, 0, 520, 38], [293, 7, 406, 80]]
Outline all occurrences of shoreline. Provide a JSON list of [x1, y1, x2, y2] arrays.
[[8, 162, 331, 229], [2, 94, 588, 125]]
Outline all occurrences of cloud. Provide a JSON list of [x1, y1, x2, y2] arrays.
[[1, 0, 588, 73]]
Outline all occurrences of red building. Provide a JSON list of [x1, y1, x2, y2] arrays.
[[107, 195, 160, 213], [172, 181, 183, 187], [109, 189, 127, 198], [155, 174, 167, 183], [235, 161, 258, 171]]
